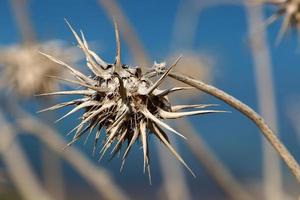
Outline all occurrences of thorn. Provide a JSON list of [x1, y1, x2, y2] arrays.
[[147, 56, 182, 94], [113, 17, 121, 72]]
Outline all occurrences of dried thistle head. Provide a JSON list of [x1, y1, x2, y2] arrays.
[[261, 0, 300, 42], [39, 20, 225, 182], [0, 41, 80, 97]]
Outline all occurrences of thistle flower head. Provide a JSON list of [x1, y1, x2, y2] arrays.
[[40, 20, 225, 182], [0, 41, 79, 97], [262, 0, 300, 42]]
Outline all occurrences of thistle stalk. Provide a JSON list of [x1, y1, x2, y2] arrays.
[[246, 4, 284, 200], [169, 72, 300, 183]]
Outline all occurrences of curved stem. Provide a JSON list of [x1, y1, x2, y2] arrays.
[[246, 4, 284, 200], [169, 72, 300, 183]]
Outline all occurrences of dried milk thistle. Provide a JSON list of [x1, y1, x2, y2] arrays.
[[0, 41, 79, 97], [259, 0, 300, 42], [39, 20, 225, 182]]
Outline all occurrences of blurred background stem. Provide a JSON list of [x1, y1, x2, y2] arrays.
[[1, 98, 131, 200], [10, 0, 66, 198], [0, 111, 54, 200], [11, 0, 35, 45], [156, 138, 192, 200], [245, 4, 284, 200], [98, 0, 150, 68], [175, 118, 254, 200]]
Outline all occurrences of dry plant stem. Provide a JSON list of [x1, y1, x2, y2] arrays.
[[42, 145, 65, 200], [246, 4, 283, 200], [10, 0, 36, 45], [0, 112, 54, 200], [172, 0, 199, 49], [176, 119, 254, 200], [12, 108, 130, 200], [155, 137, 192, 200], [173, 0, 240, 49], [11, 0, 67, 197], [98, 0, 150, 67], [169, 72, 300, 183], [40, 104, 65, 200], [287, 104, 300, 144]]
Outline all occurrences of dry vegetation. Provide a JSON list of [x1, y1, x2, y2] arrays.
[[0, 0, 299, 200]]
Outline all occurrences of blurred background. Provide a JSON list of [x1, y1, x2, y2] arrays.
[[0, 0, 299, 199]]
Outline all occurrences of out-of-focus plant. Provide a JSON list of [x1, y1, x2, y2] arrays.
[[256, 0, 300, 42], [0, 41, 80, 97]]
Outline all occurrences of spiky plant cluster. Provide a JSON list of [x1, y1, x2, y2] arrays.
[[262, 0, 300, 41], [0, 41, 80, 97], [40, 20, 224, 182]]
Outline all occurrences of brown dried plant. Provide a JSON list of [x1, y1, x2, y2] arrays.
[[0, 41, 79, 97], [38, 20, 226, 182], [258, 0, 300, 42]]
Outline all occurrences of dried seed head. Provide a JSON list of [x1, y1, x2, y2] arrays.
[[40, 21, 225, 182], [261, 0, 300, 42], [0, 41, 80, 97]]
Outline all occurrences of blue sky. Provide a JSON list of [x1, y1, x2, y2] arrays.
[[1, 0, 300, 198]]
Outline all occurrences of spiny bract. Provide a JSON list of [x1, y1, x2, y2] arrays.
[[262, 0, 300, 42], [39, 20, 224, 182]]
